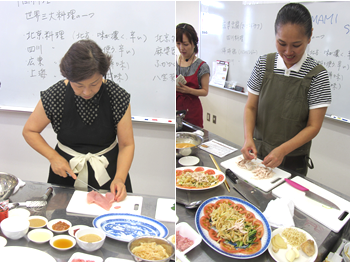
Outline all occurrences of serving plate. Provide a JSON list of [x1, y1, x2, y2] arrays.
[[93, 213, 168, 242], [268, 227, 317, 262], [176, 166, 226, 190], [1, 246, 56, 261], [195, 196, 271, 259]]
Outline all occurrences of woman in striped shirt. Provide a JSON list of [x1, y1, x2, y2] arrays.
[[241, 3, 331, 175]]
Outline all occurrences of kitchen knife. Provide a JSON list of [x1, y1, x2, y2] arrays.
[[284, 178, 340, 210], [225, 169, 260, 208]]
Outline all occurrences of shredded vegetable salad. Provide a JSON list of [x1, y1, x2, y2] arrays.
[[176, 167, 224, 189]]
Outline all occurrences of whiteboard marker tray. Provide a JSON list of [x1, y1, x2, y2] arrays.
[[220, 154, 291, 192]]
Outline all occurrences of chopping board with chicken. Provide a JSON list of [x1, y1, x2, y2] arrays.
[[220, 154, 291, 192], [66, 190, 143, 217], [272, 176, 350, 233]]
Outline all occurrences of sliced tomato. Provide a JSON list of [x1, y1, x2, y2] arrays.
[[233, 203, 246, 213], [252, 218, 264, 230], [220, 241, 241, 254], [245, 211, 255, 220], [199, 215, 211, 231], [214, 199, 235, 209], [176, 170, 183, 176], [183, 169, 194, 173], [240, 241, 261, 254], [217, 174, 224, 181], [203, 203, 215, 217], [256, 227, 264, 239], [194, 167, 205, 172], [208, 229, 220, 241], [204, 169, 216, 175]]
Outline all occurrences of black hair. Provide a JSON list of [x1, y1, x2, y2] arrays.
[[176, 23, 199, 54], [275, 3, 312, 38], [60, 39, 112, 82]]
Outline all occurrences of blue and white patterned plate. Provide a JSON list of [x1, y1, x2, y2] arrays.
[[195, 196, 271, 259], [93, 213, 168, 242]]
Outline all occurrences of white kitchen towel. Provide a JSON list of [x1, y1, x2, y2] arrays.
[[12, 178, 26, 195], [263, 197, 295, 228]]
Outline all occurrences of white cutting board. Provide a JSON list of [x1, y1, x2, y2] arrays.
[[155, 198, 176, 223], [272, 176, 350, 233], [221, 155, 291, 192], [66, 190, 143, 217]]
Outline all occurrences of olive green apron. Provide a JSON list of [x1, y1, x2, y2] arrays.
[[253, 53, 325, 174]]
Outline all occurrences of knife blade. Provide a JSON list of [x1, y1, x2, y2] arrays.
[[225, 169, 260, 208], [284, 178, 340, 210]]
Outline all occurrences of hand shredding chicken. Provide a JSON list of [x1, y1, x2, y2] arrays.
[[237, 157, 275, 180]]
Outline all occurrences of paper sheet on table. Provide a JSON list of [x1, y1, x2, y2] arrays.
[[199, 139, 237, 158]]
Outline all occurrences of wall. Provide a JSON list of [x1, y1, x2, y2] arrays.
[[0, 110, 175, 198], [177, 1, 350, 197]]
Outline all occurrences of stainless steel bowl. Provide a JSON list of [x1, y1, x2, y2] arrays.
[[0, 172, 19, 201], [128, 236, 175, 262], [176, 132, 203, 158]]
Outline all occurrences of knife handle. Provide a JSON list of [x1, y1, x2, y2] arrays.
[[284, 178, 309, 192], [42, 187, 53, 200], [226, 169, 238, 184]]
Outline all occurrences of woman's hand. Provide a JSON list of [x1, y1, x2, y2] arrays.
[[261, 147, 285, 168], [176, 82, 191, 94], [110, 178, 127, 202], [241, 139, 257, 160], [49, 154, 76, 179]]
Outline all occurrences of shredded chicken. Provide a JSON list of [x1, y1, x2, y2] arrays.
[[237, 159, 257, 171], [252, 166, 274, 180], [226, 218, 248, 234], [187, 171, 210, 183]]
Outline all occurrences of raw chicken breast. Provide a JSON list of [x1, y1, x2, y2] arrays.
[[86, 191, 114, 211]]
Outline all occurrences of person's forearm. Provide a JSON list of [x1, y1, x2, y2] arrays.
[[186, 87, 208, 97], [23, 130, 59, 162], [243, 107, 256, 142], [114, 143, 134, 182]]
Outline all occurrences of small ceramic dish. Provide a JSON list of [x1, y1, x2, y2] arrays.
[[176, 222, 202, 254], [47, 219, 72, 233], [178, 156, 200, 166], [28, 228, 53, 244], [167, 234, 175, 245], [68, 252, 103, 262], [68, 225, 90, 237], [28, 215, 48, 229], [50, 234, 76, 251], [8, 208, 31, 218]]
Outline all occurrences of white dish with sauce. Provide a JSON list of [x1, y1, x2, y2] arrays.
[[75, 227, 106, 252], [50, 234, 76, 251], [8, 208, 30, 218], [68, 224, 90, 237], [28, 215, 48, 229], [47, 218, 72, 233], [28, 228, 53, 244]]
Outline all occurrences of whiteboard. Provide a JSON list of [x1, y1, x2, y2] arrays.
[[0, 1, 175, 121], [200, 1, 350, 123]]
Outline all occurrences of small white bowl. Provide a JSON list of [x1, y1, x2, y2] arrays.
[[75, 227, 106, 252], [168, 234, 175, 245], [28, 228, 53, 244], [8, 208, 31, 218], [28, 215, 48, 229], [47, 219, 72, 233], [176, 222, 202, 254], [343, 242, 350, 262], [0, 217, 29, 240], [50, 234, 76, 251], [178, 156, 200, 166], [68, 225, 90, 237]]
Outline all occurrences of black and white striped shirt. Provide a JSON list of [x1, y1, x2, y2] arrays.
[[247, 52, 331, 109]]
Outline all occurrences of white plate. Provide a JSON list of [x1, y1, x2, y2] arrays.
[[0, 236, 7, 247], [176, 166, 226, 190], [50, 234, 76, 251], [93, 213, 168, 242], [68, 252, 103, 262], [0, 246, 55, 261], [8, 208, 30, 218], [176, 222, 202, 254], [68, 225, 90, 237], [47, 218, 72, 233], [178, 156, 200, 166], [27, 228, 53, 244], [195, 196, 271, 259], [268, 227, 318, 262]]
